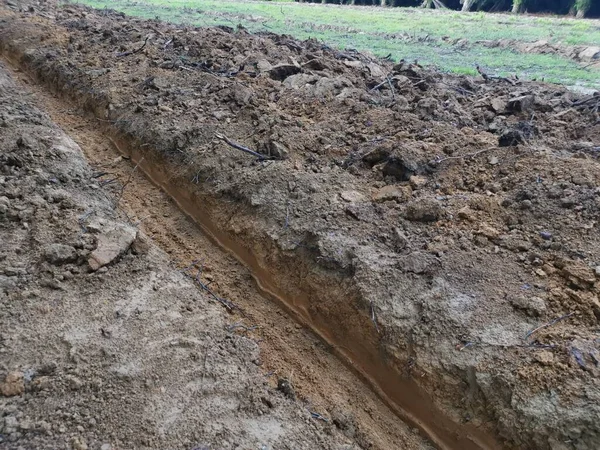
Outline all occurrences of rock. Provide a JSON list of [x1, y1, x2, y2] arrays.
[[475, 223, 500, 240], [43, 243, 77, 265], [409, 175, 427, 190], [457, 206, 475, 221], [256, 59, 272, 72], [71, 437, 88, 450], [488, 156, 499, 165], [340, 191, 367, 203], [392, 227, 409, 251], [507, 95, 534, 113], [0, 372, 24, 397], [88, 224, 137, 271], [540, 231, 553, 240], [372, 185, 411, 203], [131, 232, 151, 255], [498, 129, 524, 147], [404, 199, 442, 222], [562, 261, 596, 288], [510, 295, 546, 316], [362, 146, 391, 165], [490, 98, 506, 113], [100, 445, 112, 450], [397, 251, 439, 275], [367, 62, 385, 78], [382, 157, 416, 181], [267, 63, 301, 81], [269, 141, 289, 159]]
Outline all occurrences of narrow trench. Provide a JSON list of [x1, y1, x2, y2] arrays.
[[2, 56, 501, 450], [2, 57, 435, 450]]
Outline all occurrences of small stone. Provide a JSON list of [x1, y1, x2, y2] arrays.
[[507, 95, 534, 113], [404, 199, 442, 222], [71, 437, 88, 450], [100, 445, 112, 450], [88, 225, 137, 271], [488, 156, 499, 165], [373, 185, 411, 203], [43, 243, 77, 265], [269, 141, 289, 159], [533, 350, 554, 365], [340, 190, 366, 203], [562, 261, 596, 288], [510, 295, 546, 316], [457, 206, 475, 221], [0, 372, 24, 397], [409, 175, 427, 190], [540, 231, 552, 240]]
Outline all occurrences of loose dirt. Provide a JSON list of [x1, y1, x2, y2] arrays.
[[0, 52, 432, 450], [1, 1, 600, 450]]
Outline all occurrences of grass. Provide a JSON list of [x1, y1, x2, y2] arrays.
[[71, 0, 600, 88]]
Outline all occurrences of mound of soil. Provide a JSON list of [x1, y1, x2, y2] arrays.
[[0, 58, 380, 449], [1, 1, 600, 449]]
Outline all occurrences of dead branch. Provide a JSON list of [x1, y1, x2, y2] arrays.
[[525, 312, 574, 340], [117, 36, 149, 57], [215, 133, 273, 160]]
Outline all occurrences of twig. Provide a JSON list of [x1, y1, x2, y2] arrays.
[[386, 75, 396, 100], [429, 147, 496, 165], [525, 312, 574, 340], [369, 79, 388, 92], [117, 36, 149, 57], [215, 133, 273, 160]]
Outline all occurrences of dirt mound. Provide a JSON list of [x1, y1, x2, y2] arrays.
[[0, 59, 386, 449], [1, 1, 600, 450]]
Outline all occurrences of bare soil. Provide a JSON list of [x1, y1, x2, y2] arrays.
[[1, 1, 600, 450], [0, 54, 431, 450]]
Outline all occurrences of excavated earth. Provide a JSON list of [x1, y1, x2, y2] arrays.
[[1, 1, 600, 449]]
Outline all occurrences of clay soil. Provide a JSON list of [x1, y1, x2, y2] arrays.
[[1, 1, 600, 450]]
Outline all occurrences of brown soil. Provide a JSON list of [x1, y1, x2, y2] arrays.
[[0, 43, 432, 450], [1, 1, 600, 450]]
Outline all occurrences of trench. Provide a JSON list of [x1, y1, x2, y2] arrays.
[[0, 49, 504, 450]]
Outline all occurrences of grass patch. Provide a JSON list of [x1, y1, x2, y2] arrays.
[[72, 0, 600, 88]]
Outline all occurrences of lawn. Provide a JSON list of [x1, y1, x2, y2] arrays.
[[71, 0, 600, 89]]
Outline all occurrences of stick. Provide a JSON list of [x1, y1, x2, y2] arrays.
[[117, 37, 149, 57], [215, 133, 272, 160], [525, 312, 574, 340]]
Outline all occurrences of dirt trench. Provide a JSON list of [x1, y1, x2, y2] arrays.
[[1, 2, 600, 450], [0, 34, 471, 450], [0, 57, 438, 450]]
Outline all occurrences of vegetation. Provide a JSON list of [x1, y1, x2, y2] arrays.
[[74, 0, 600, 88]]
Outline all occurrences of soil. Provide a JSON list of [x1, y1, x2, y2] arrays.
[[1, 1, 600, 450]]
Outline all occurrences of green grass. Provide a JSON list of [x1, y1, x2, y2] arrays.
[[71, 0, 600, 88]]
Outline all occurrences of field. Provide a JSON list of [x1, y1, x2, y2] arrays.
[[76, 0, 600, 88]]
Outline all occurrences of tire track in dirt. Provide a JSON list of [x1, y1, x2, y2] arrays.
[[2, 59, 434, 450]]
